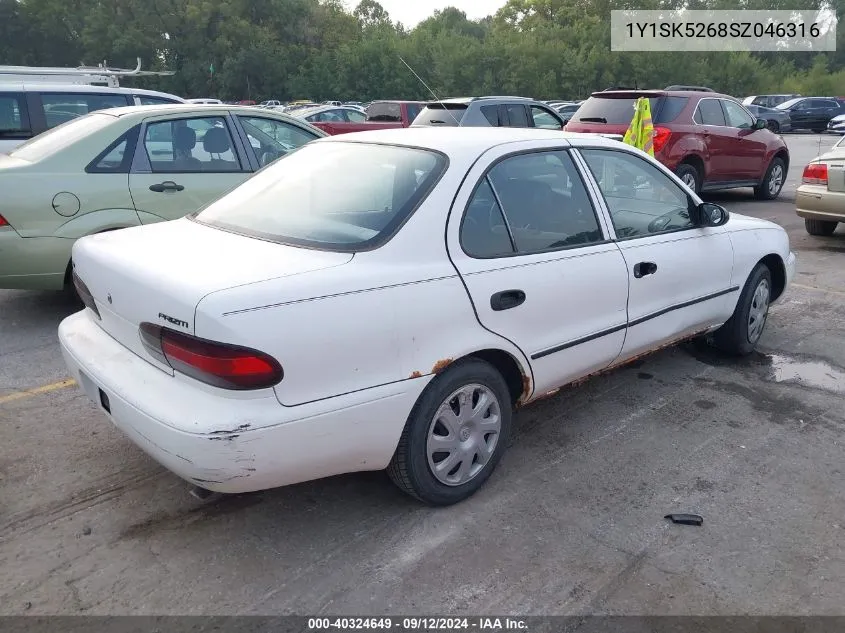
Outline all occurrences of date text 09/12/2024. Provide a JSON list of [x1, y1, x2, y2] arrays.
[[307, 618, 529, 631]]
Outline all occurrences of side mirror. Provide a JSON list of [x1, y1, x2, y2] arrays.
[[753, 118, 768, 130], [696, 202, 730, 227]]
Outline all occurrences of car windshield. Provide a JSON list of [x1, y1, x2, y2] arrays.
[[9, 112, 115, 162], [776, 98, 803, 110], [193, 142, 448, 251]]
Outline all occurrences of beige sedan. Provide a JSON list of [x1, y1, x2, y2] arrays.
[[796, 135, 845, 236]]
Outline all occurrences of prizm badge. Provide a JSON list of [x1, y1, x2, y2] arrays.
[[158, 313, 189, 329]]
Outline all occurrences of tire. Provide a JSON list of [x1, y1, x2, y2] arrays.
[[712, 263, 772, 356], [387, 359, 512, 506], [767, 120, 780, 133], [754, 157, 785, 200], [812, 128, 825, 133], [675, 163, 701, 194], [805, 218, 838, 236]]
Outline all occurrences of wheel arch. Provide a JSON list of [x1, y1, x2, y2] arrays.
[[759, 253, 787, 302]]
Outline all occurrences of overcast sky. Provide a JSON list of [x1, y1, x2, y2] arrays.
[[344, 0, 508, 27]]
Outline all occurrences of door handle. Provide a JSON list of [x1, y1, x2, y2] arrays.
[[490, 289, 526, 311], [633, 262, 658, 278], [149, 181, 185, 193]]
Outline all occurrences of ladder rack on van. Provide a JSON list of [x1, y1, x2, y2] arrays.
[[0, 58, 175, 88]]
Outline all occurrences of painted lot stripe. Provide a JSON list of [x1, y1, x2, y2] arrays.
[[0, 379, 77, 405]]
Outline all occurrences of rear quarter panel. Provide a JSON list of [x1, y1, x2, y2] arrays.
[[194, 256, 529, 407]]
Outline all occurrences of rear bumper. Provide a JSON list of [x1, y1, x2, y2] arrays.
[[0, 230, 72, 290], [795, 185, 845, 223], [59, 311, 427, 493]]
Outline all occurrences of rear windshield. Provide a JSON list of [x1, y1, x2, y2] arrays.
[[572, 96, 688, 125], [193, 142, 448, 251], [9, 112, 115, 162], [412, 104, 468, 126], [366, 102, 402, 122]]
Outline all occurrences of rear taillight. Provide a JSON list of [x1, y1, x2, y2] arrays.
[[72, 272, 100, 319], [0, 214, 9, 227], [139, 323, 283, 390], [652, 126, 672, 154], [802, 162, 828, 185]]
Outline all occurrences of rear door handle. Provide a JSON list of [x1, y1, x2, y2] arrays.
[[149, 181, 185, 193], [633, 262, 658, 278], [490, 289, 526, 311]]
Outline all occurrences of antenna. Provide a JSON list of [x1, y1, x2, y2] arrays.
[[398, 56, 460, 125]]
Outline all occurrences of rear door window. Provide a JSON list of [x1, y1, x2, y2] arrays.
[[0, 93, 30, 139], [40, 92, 130, 128], [481, 105, 500, 126], [506, 104, 530, 127], [143, 116, 242, 173], [695, 99, 727, 126]]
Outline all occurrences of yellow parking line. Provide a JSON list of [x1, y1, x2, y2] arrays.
[[792, 282, 845, 298], [0, 378, 77, 405]]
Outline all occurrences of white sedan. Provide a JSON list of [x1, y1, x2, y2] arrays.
[[59, 128, 796, 506]]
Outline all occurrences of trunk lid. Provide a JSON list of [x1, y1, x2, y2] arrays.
[[72, 218, 352, 369]]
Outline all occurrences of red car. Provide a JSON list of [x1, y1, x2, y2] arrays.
[[307, 101, 425, 135], [566, 87, 790, 200]]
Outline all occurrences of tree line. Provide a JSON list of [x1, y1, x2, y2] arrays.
[[1, 0, 843, 102]]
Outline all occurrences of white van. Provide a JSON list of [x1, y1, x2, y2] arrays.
[[0, 83, 185, 153]]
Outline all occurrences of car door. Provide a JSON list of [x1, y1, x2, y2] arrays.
[[128, 113, 252, 224], [530, 104, 565, 130], [814, 99, 841, 129], [233, 114, 321, 169], [578, 147, 736, 361], [787, 99, 813, 129], [721, 99, 768, 181], [692, 98, 733, 183], [447, 142, 630, 396]]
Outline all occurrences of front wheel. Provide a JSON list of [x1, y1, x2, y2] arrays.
[[387, 359, 512, 505], [754, 157, 785, 200], [712, 263, 772, 356]]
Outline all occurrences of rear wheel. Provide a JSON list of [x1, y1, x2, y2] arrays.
[[387, 359, 512, 506], [812, 127, 825, 133], [767, 120, 780, 133], [675, 163, 701, 194], [713, 263, 772, 356], [754, 157, 785, 200], [805, 218, 838, 236]]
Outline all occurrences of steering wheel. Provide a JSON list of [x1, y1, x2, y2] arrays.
[[648, 209, 686, 233]]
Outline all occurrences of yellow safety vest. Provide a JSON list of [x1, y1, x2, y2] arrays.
[[623, 97, 654, 156]]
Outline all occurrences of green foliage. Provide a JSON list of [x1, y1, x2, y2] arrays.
[[0, 0, 841, 100]]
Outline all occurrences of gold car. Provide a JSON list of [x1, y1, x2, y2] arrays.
[[0, 104, 325, 290], [796, 135, 845, 236]]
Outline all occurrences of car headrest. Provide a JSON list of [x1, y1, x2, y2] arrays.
[[203, 127, 231, 154], [173, 126, 197, 151]]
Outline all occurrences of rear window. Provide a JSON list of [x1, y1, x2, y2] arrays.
[[366, 102, 402, 122], [193, 142, 448, 251], [9, 112, 115, 162], [573, 96, 688, 124], [412, 104, 467, 126]]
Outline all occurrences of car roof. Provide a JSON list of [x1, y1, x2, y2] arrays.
[[313, 126, 621, 154], [0, 82, 183, 100], [90, 103, 300, 118]]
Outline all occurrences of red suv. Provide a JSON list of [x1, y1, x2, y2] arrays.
[[566, 87, 790, 200]]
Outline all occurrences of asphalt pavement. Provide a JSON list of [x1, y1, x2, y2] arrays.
[[1, 134, 844, 615]]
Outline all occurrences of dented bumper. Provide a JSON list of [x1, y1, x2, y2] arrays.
[[59, 311, 427, 493]]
